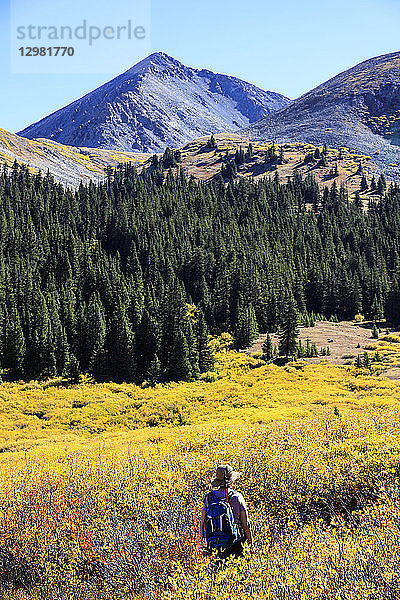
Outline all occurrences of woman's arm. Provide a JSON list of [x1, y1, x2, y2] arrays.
[[200, 506, 206, 542], [239, 509, 253, 546]]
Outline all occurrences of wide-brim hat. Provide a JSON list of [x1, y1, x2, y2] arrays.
[[211, 464, 241, 487]]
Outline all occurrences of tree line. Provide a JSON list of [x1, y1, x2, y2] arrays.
[[1, 158, 400, 382]]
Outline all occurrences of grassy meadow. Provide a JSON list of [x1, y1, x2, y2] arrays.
[[2, 333, 400, 598]]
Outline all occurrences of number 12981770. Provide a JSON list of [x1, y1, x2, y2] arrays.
[[19, 47, 75, 57]]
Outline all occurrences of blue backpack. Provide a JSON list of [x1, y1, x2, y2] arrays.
[[203, 490, 240, 550]]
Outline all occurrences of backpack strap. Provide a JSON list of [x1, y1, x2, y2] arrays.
[[205, 489, 233, 506], [205, 490, 217, 506]]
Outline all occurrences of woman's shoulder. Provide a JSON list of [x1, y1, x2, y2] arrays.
[[230, 489, 247, 505]]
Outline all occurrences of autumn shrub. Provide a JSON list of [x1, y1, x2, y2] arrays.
[[0, 405, 400, 598], [1, 344, 400, 597]]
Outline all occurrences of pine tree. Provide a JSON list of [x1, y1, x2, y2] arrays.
[[377, 174, 387, 196], [279, 297, 299, 359], [235, 304, 259, 349], [86, 292, 107, 373], [145, 354, 161, 386], [135, 308, 160, 382], [262, 333, 274, 361], [371, 294, 384, 322], [167, 329, 192, 382], [104, 301, 135, 383], [196, 310, 214, 373], [63, 353, 80, 384], [186, 320, 200, 381], [360, 174, 368, 192], [245, 143, 253, 161], [3, 309, 25, 379], [385, 278, 400, 327], [208, 135, 217, 149], [235, 147, 245, 166], [354, 191, 363, 211]]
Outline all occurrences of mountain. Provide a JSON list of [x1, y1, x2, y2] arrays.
[[17, 52, 290, 153], [0, 127, 144, 187], [244, 51, 400, 177]]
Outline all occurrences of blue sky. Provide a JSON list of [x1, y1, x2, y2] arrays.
[[1, 0, 399, 132]]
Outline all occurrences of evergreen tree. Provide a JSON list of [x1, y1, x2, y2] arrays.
[[354, 191, 363, 211], [0, 160, 400, 385], [86, 292, 107, 373], [196, 310, 214, 373], [279, 296, 299, 359], [235, 304, 259, 349], [245, 143, 253, 161], [377, 174, 387, 196], [145, 354, 161, 386], [135, 308, 160, 382], [3, 309, 25, 379], [360, 174, 368, 192], [63, 353, 80, 384], [208, 135, 217, 149], [385, 278, 400, 327], [262, 333, 274, 361], [104, 301, 135, 383], [167, 329, 192, 382]]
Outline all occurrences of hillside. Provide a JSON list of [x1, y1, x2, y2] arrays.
[[244, 51, 400, 178], [1, 162, 398, 385], [1, 127, 386, 195], [17, 52, 290, 153], [0, 127, 145, 187], [172, 133, 385, 198]]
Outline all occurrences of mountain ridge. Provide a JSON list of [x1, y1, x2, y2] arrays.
[[243, 51, 400, 178], [17, 52, 290, 153]]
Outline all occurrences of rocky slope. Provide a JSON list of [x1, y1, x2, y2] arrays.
[[18, 52, 290, 153], [0, 128, 384, 195], [0, 128, 145, 187], [244, 51, 400, 178]]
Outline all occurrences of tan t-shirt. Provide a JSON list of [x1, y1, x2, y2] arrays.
[[203, 488, 248, 525]]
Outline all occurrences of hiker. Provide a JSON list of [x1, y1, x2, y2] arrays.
[[200, 464, 253, 558]]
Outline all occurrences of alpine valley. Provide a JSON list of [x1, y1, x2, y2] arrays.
[[3, 45, 400, 600]]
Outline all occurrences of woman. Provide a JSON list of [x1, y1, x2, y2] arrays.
[[200, 464, 253, 558]]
